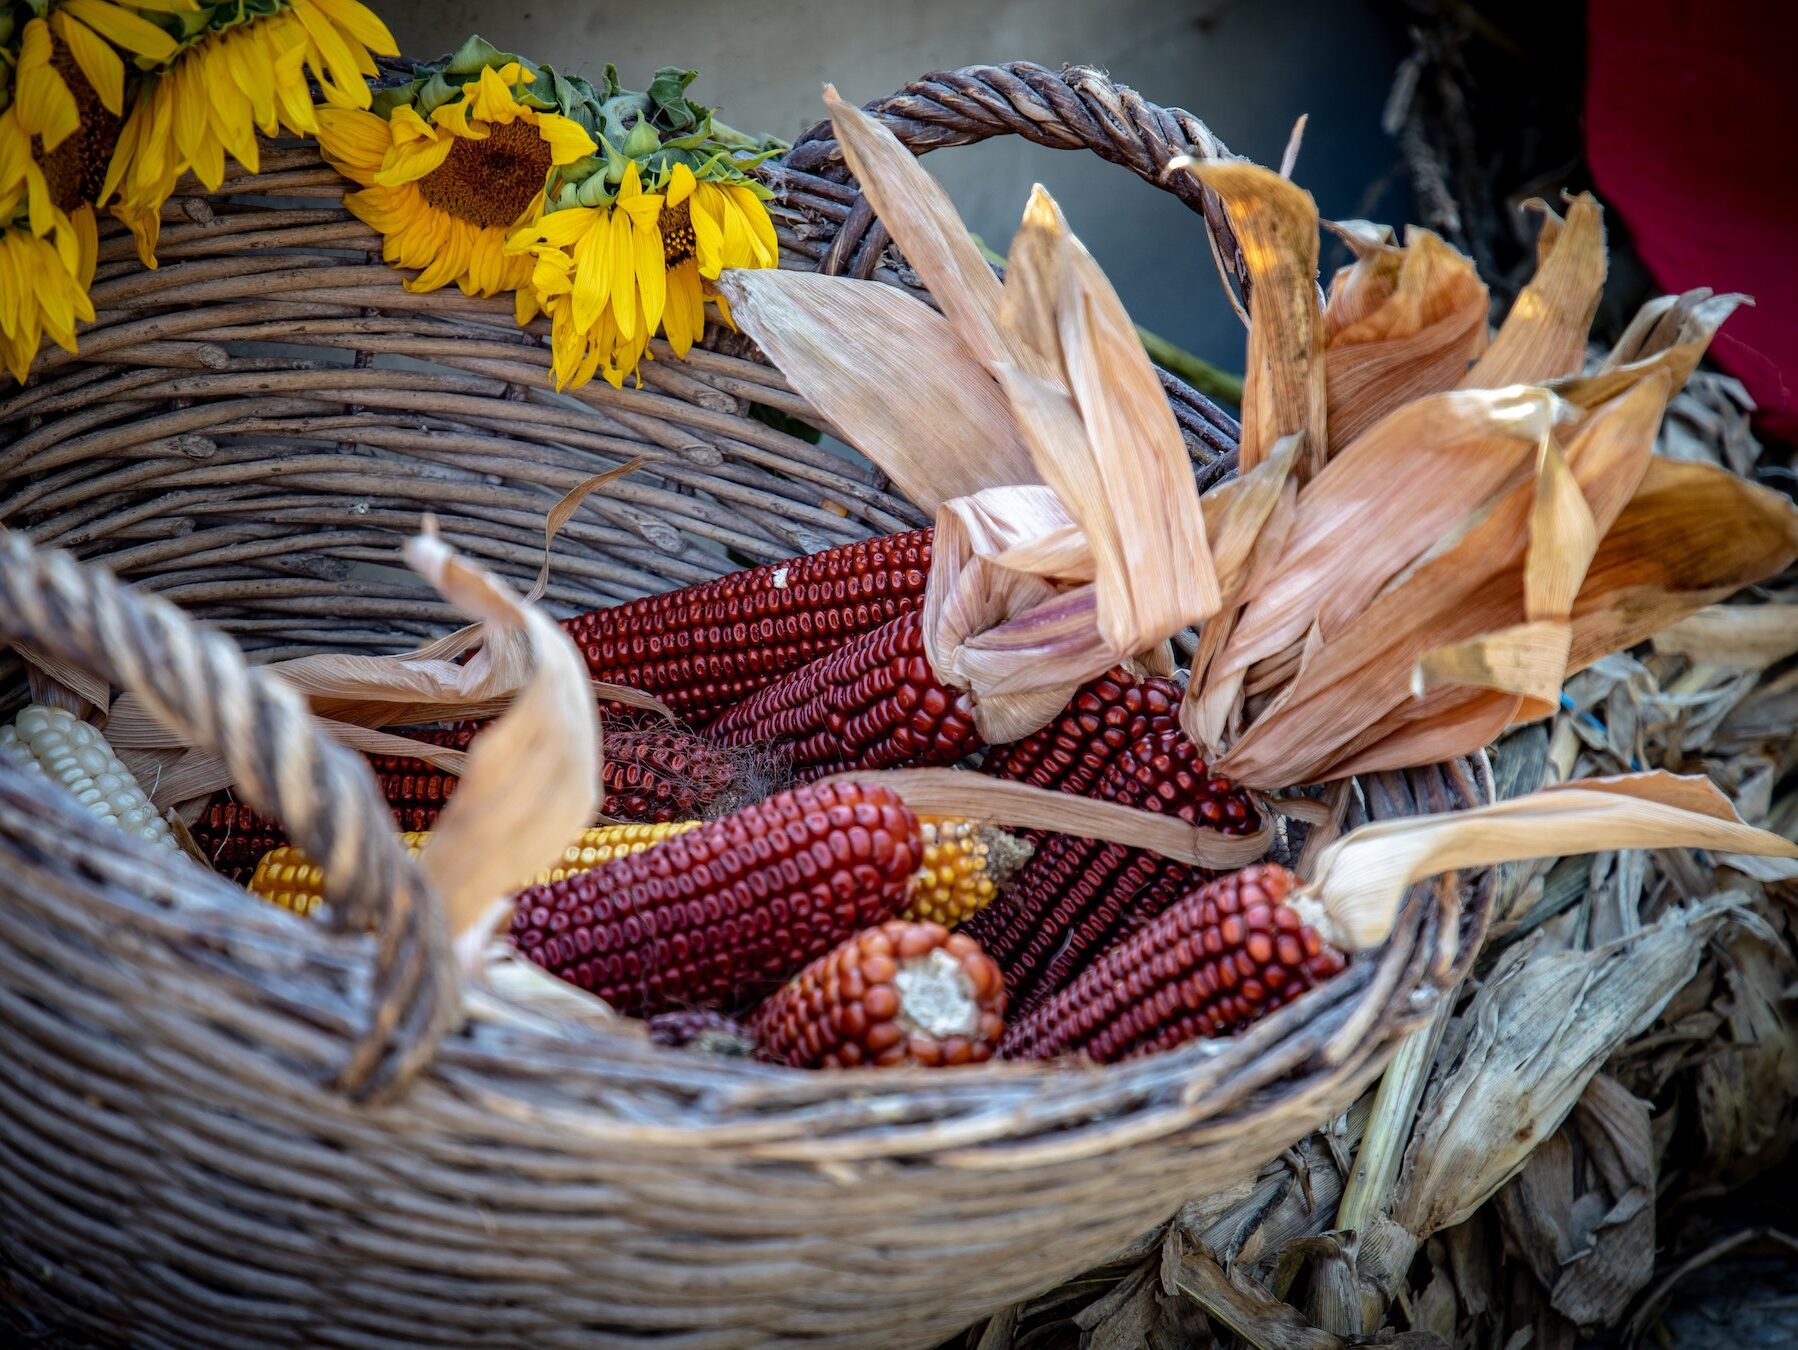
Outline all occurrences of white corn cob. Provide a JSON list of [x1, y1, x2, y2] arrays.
[[1, 722, 45, 775], [9, 705, 177, 851]]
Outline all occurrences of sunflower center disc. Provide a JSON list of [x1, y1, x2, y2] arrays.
[[659, 197, 695, 267], [417, 119, 553, 229], [35, 43, 122, 213]]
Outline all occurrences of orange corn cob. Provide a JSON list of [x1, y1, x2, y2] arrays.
[[899, 819, 1033, 928], [563, 529, 933, 724], [749, 920, 1006, 1069], [247, 822, 700, 917], [509, 781, 921, 1016], [999, 863, 1347, 1062], [704, 608, 982, 778]]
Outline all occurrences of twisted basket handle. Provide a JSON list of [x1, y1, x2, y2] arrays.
[[780, 62, 1245, 288], [0, 529, 457, 1103]]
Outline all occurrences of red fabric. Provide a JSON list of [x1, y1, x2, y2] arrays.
[[1585, 0, 1798, 441]]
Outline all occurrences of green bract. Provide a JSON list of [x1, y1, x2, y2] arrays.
[[369, 35, 782, 215]]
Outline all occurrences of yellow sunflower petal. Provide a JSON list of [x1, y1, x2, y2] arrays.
[[71, 203, 99, 290], [271, 34, 321, 134], [690, 182, 725, 277], [315, 105, 389, 180], [468, 66, 523, 124], [60, 0, 179, 64], [662, 258, 700, 356], [306, 0, 400, 59], [664, 161, 697, 207], [50, 14, 126, 119], [431, 97, 485, 140], [725, 184, 779, 267], [535, 112, 598, 166], [571, 207, 615, 332], [515, 204, 599, 251], [291, 0, 370, 105], [605, 202, 639, 339], [223, 30, 278, 137], [632, 212, 666, 337], [16, 21, 80, 152]]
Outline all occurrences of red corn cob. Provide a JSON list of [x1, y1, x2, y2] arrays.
[[190, 800, 288, 882], [962, 728, 1260, 1013], [749, 920, 1006, 1069], [705, 608, 982, 779], [563, 529, 933, 724], [1000, 863, 1347, 1062], [508, 781, 921, 1016], [647, 1008, 758, 1056], [983, 669, 1184, 799], [368, 724, 744, 828], [193, 724, 748, 881]]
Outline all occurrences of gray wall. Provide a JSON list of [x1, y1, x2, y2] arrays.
[[384, 0, 1410, 374]]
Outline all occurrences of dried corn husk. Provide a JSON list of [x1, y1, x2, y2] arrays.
[[1156, 156, 1797, 790], [719, 90, 1227, 743]]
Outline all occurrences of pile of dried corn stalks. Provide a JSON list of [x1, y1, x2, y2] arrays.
[[945, 369, 1798, 1350]]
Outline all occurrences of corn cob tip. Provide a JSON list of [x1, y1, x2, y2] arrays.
[[646, 1009, 759, 1056], [999, 863, 1347, 1063], [900, 819, 1033, 929], [749, 920, 1006, 1069]]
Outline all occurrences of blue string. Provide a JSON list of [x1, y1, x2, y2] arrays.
[[1559, 692, 1643, 771]]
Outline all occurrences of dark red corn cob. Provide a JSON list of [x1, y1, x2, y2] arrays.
[[509, 781, 921, 1016], [705, 608, 982, 779], [647, 1009, 758, 1056], [1000, 863, 1347, 1062], [963, 728, 1260, 1014], [368, 724, 743, 828], [749, 920, 1006, 1069], [190, 800, 289, 883], [983, 669, 1184, 799], [563, 529, 933, 725]]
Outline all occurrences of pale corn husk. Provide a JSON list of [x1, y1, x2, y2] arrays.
[[718, 90, 1223, 744], [1290, 770, 1796, 951], [1156, 158, 1798, 791], [397, 528, 598, 966]]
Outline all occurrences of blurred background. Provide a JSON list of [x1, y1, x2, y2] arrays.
[[378, 0, 1794, 450], [380, 0, 1420, 386]]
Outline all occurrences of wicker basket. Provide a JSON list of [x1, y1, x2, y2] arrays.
[[0, 64, 1494, 1349]]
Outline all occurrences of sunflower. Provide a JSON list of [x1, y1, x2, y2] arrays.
[[315, 61, 595, 297], [100, 0, 399, 266], [509, 158, 778, 390], [0, 194, 96, 383], [0, 13, 117, 382]]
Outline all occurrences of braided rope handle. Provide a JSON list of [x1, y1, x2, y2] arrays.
[[0, 529, 458, 1102], [770, 62, 1245, 460]]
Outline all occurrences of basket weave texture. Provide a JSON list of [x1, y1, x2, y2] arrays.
[[0, 63, 1494, 1349]]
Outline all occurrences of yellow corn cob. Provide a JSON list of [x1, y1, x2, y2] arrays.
[[247, 821, 701, 917], [900, 819, 1034, 928], [5, 705, 177, 852]]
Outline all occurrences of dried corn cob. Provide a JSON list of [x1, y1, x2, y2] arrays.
[[192, 799, 286, 881], [705, 608, 982, 778], [510, 781, 921, 1016], [196, 725, 742, 879], [982, 669, 1183, 798], [564, 529, 933, 724], [247, 821, 700, 916], [647, 1009, 758, 1056], [369, 724, 744, 828], [900, 819, 1033, 928], [750, 920, 1006, 1069], [963, 728, 1259, 1013], [4, 705, 176, 852], [1001, 864, 1346, 1062]]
